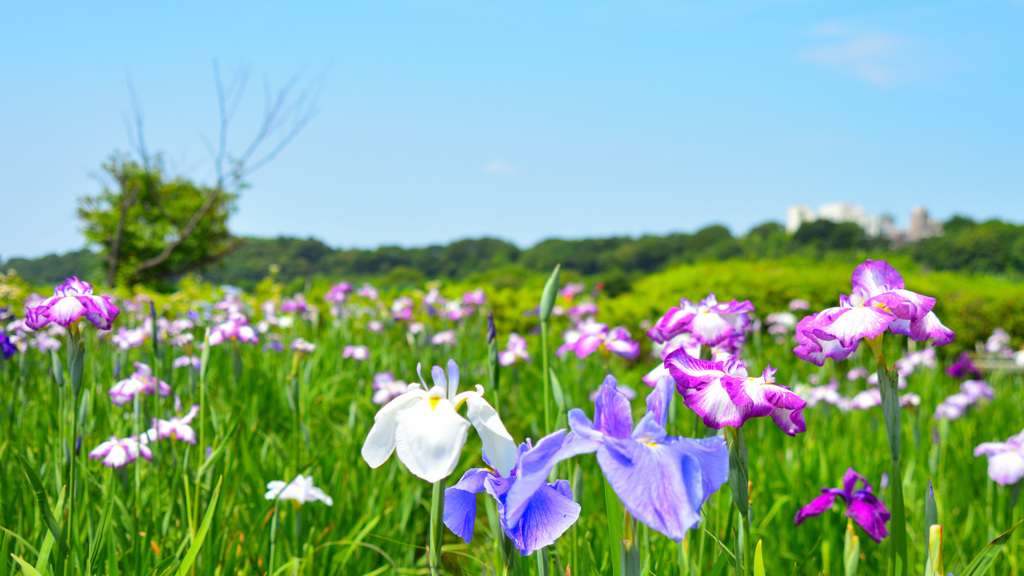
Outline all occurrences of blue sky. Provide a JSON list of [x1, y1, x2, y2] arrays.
[[2, 1, 1022, 259]]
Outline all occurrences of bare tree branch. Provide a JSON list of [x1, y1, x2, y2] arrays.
[[133, 187, 221, 273]]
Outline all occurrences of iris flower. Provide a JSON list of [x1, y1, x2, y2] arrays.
[[324, 282, 354, 304], [462, 288, 487, 306], [371, 372, 409, 405], [208, 313, 258, 345], [1, 331, 16, 360], [89, 435, 152, 468], [362, 360, 516, 483], [974, 428, 1024, 485], [564, 376, 729, 540], [109, 362, 172, 406], [557, 319, 640, 360], [265, 475, 334, 506], [934, 379, 994, 421], [146, 405, 200, 443], [794, 261, 954, 366], [25, 277, 120, 331], [343, 345, 370, 361], [172, 355, 201, 371], [795, 468, 890, 542], [431, 330, 458, 346], [666, 350, 807, 435], [291, 338, 316, 355], [647, 293, 753, 348], [946, 353, 981, 380], [499, 333, 531, 366], [444, 433, 581, 555], [357, 283, 379, 301]]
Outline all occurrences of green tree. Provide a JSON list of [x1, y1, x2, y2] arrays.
[[78, 154, 238, 286], [77, 62, 320, 287]]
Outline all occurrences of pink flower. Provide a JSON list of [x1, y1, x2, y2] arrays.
[[343, 345, 370, 361], [25, 277, 120, 331]]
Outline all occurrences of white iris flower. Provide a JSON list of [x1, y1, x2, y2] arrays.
[[361, 359, 516, 483]]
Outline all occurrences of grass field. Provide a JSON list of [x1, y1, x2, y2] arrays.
[[0, 263, 1021, 576]]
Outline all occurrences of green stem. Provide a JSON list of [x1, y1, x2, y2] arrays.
[[429, 478, 448, 576], [727, 426, 750, 576], [877, 355, 907, 576], [541, 320, 552, 433]]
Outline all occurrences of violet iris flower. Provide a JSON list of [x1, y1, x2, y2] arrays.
[[431, 330, 458, 346], [794, 261, 954, 366], [172, 355, 201, 371], [26, 277, 120, 331], [499, 333, 531, 366], [357, 283, 379, 301], [642, 333, 701, 387], [946, 353, 981, 380], [291, 338, 316, 355], [445, 433, 581, 556], [647, 293, 753, 347], [974, 428, 1024, 486], [563, 376, 729, 540], [794, 468, 890, 542], [1, 331, 16, 360], [561, 282, 586, 301], [208, 313, 258, 345], [666, 350, 807, 435], [934, 380, 994, 421], [985, 327, 1011, 354]]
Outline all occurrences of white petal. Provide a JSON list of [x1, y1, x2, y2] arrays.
[[361, 391, 425, 468], [395, 397, 470, 483], [461, 386, 517, 477]]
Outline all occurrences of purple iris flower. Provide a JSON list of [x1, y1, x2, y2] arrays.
[[561, 282, 586, 301], [25, 277, 120, 331], [647, 294, 753, 347], [563, 376, 729, 541], [291, 338, 316, 355], [371, 372, 409, 405], [208, 313, 258, 345], [666, 350, 807, 436], [946, 353, 982, 380], [444, 433, 581, 556], [109, 362, 172, 406], [935, 380, 994, 421], [89, 435, 152, 468], [794, 261, 954, 366], [343, 345, 370, 361], [795, 468, 890, 542], [499, 333, 531, 366], [974, 428, 1024, 486], [431, 330, 458, 346], [171, 355, 201, 372], [357, 283, 379, 301], [985, 327, 1011, 354], [112, 327, 148, 351], [324, 282, 354, 304], [557, 319, 640, 360]]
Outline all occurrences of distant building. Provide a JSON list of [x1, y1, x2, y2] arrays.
[[786, 203, 941, 242]]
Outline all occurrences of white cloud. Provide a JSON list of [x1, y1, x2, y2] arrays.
[[803, 23, 902, 86], [483, 160, 518, 175]]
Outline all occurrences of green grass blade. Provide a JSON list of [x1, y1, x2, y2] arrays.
[[959, 518, 1022, 576], [174, 476, 223, 576], [604, 480, 623, 576], [753, 539, 765, 576], [877, 360, 906, 576], [34, 486, 64, 573], [924, 480, 938, 561]]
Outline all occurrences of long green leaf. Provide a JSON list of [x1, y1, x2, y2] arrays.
[[924, 480, 938, 561], [959, 518, 1022, 576], [175, 476, 223, 576], [538, 264, 561, 323], [877, 360, 906, 576], [753, 539, 765, 576], [10, 555, 43, 576], [34, 486, 65, 573], [14, 453, 67, 574], [604, 480, 623, 576]]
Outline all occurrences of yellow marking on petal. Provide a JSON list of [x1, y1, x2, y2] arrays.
[[429, 396, 441, 411], [644, 441, 659, 448]]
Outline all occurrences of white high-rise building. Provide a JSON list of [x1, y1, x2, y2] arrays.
[[786, 205, 815, 234]]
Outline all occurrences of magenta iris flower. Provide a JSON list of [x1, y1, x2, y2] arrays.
[[647, 294, 753, 347], [146, 405, 200, 444], [444, 433, 581, 556], [291, 338, 316, 354], [112, 327, 147, 351], [666, 350, 807, 435], [208, 313, 258, 345], [462, 288, 487, 306], [561, 282, 586, 301], [974, 428, 1024, 486], [795, 468, 890, 542], [25, 277, 120, 331], [431, 330, 458, 346], [557, 319, 640, 360], [934, 380, 994, 421], [109, 362, 172, 406], [172, 355, 201, 371], [324, 282, 354, 304], [89, 435, 152, 468], [794, 261, 954, 366], [564, 376, 729, 541]]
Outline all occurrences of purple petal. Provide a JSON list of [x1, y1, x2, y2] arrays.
[[592, 375, 633, 439], [644, 376, 674, 428], [812, 306, 894, 348], [851, 260, 904, 296], [597, 437, 705, 541], [794, 492, 838, 525], [888, 311, 955, 346], [846, 496, 890, 542], [505, 428, 599, 527], [504, 479, 581, 556], [444, 468, 493, 544]]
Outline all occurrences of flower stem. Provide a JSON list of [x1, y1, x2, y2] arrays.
[[429, 478, 448, 576], [877, 356, 907, 576], [726, 426, 750, 576]]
